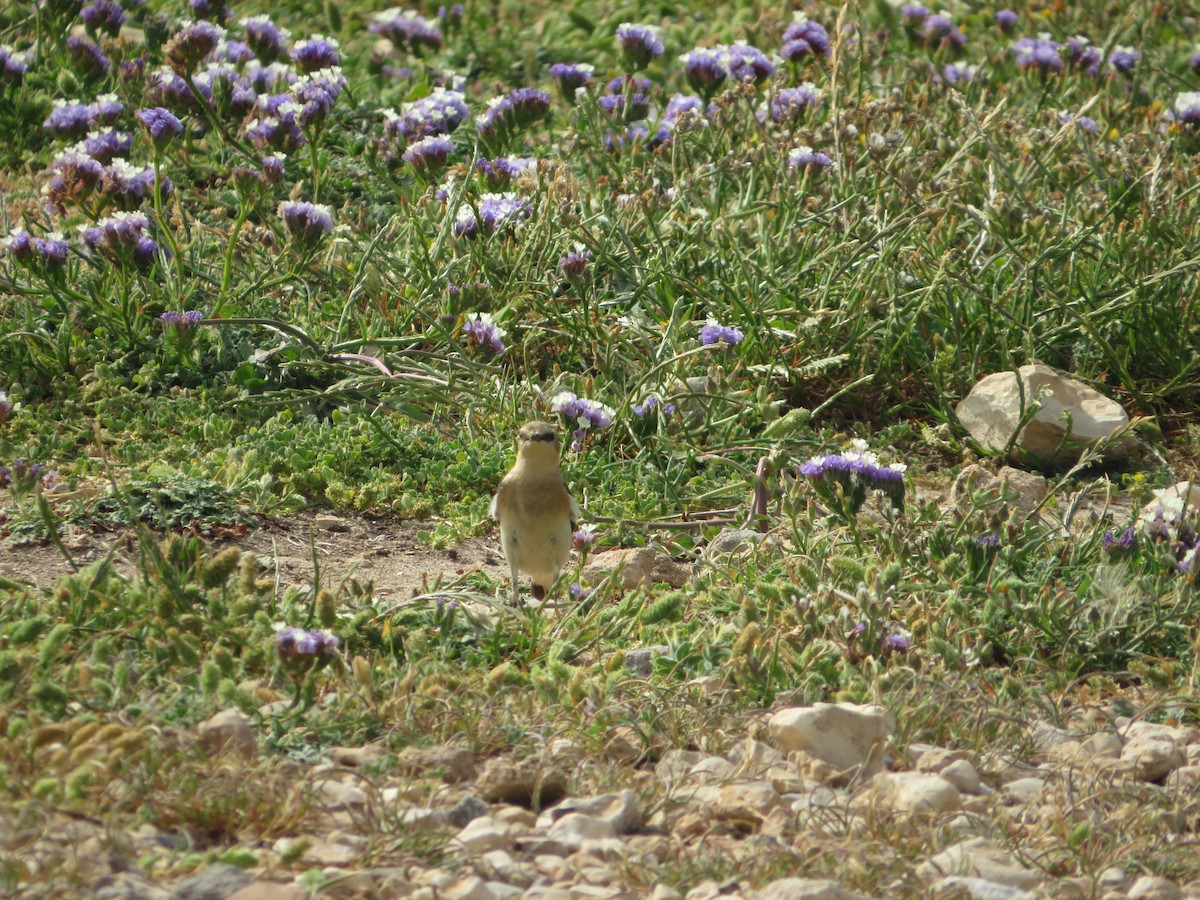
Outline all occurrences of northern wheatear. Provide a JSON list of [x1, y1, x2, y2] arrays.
[[490, 420, 581, 605]]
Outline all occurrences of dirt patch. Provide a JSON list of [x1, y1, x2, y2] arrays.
[[0, 512, 511, 602]]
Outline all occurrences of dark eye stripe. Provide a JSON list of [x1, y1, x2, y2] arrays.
[[524, 432, 556, 442]]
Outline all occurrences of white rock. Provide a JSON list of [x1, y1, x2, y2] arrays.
[[1000, 778, 1045, 805], [1121, 731, 1185, 782], [865, 772, 962, 819], [197, 709, 256, 758], [655, 749, 705, 781], [313, 779, 368, 809], [580, 547, 656, 590], [939, 760, 986, 795], [440, 876, 497, 900], [1128, 876, 1182, 900], [727, 738, 788, 776], [545, 813, 617, 851], [452, 817, 513, 853], [752, 878, 869, 899], [956, 363, 1133, 465], [918, 838, 1043, 890], [689, 756, 738, 781], [767, 703, 894, 777], [932, 877, 1035, 899], [537, 791, 641, 834], [716, 782, 782, 822]]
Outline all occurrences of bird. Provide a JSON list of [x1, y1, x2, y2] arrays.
[[490, 420, 581, 605]]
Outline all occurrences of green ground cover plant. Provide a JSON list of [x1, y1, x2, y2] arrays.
[[3, 0, 1200, 895]]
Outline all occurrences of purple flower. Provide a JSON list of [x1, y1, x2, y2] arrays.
[[66, 35, 111, 76], [382, 88, 469, 153], [454, 193, 532, 238], [1, 44, 33, 84], [368, 8, 444, 55], [616, 23, 664, 71], [699, 320, 744, 347], [560, 248, 591, 278], [725, 42, 775, 83], [404, 135, 455, 179], [242, 14, 291, 63], [79, 128, 132, 164], [922, 13, 966, 51], [1101, 526, 1136, 552], [291, 35, 339, 73], [940, 62, 976, 84], [551, 392, 615, 442], [0, 392, 10, 426], [44, 150, 104, 212], [136, 107, 184, 146], [44, 99, 92, 137], [1170, 92, 1200, 129], [475, 87, 551, 149], [1108, 45, 1140, 76], [764, 83, 822, 123], [101, 158, 170, 209], [278, 200, 334, 249], [460, 312, 506, 355], [1013, 35, 1064, 75], [189, 0, 232, 23], [80, 0, 125, 38], [900, 4, 929, 29], [1189, 51, 1200, 75], [1059, 110, 1099, 134], [89, 93, 124, 126], [474, 156, 535, 190], [160, 310, 204, 327], [4, 229, 69, 271], [976, 531, 1000, 549], [81, 211, 165, 270], [995, 10, 1018, 33], [632, 394, 674, 418], [681, 48, 726, 97], [274, 626, 340, 660], [882, 630, 913, 653], [165, 20, 224, 75], [290, 67, 346, 128], [549, 62, 594, 100], [1065, 35, 1101, 76], [572, 525, 597, 550], [568, 583, 593, 601], [782, 16, 830, 60], [788, 145, 833, 171]]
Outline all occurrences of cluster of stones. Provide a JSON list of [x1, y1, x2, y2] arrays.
[[39, 699, 1200, 899]]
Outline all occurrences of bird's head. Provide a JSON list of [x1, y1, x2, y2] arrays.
[[516, 420, 562, 463]]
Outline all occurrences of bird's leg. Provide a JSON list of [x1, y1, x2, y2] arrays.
[[510, 562, 521, 606]]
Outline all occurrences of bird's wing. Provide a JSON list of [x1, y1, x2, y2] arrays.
[[489, 483, 503, 521]]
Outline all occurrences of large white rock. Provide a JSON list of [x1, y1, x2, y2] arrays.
[[752, 878, 870, 899], [956, 364, 1133, 465], [918, 838, 1044, 890], [860, 772, 962, 819], [767, 703, 894, 777]]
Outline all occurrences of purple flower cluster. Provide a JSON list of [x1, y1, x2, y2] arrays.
[[289, 67, 346, 129], [699, 320, 745, 347], [1169, 92, 1200, 130], [799, 444, 907, 510], [274, 626, 340, 660], [160, 310, 204, 328], [404, 135, 455, 179], [940, 62, 976, 85], [1101, 525, 1136, 552], [383, 88, 469, 155], [995, 10, 1018, 33], [136, 107, 185, 146], [1066, 35, 1102, 76], [291, 35, 339, 73], [242, 14, 290, 63], [278, 200, 334, 249], [80, 211, 164, 270], [681, 42, 775, 96], [1, 44, 33, 85], [80, 0, 125, 38], [44, 95, 124, 137], [789, 145, 834, 174], [0, 459, 56, 493], [76, 127, 133, 164], [560, 248, 591, 278], [763, 83, 822, 123], [369, 8, 444, 55], [1108, 45, 1140, 76], [3, 229, 69, 271], [100, 158, 172, 209], [616, 23, 664, 71], [551, 391, 615, 451], [475, 87, 551, 148], [1059, 110, 1099, 134], [164, 19, 225, 75], [460, 312, 506, 355], [781, 16, 830, 62], [454, 193, 532, 238], [572, 524, 597, 550], [549, 62, 594, 100], [920, 12, 966, 52], [66, 35, 110, 77], [1013, 35, 1064, 75], [632, 394, 675, 417], [475, 156, 536, 190]]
